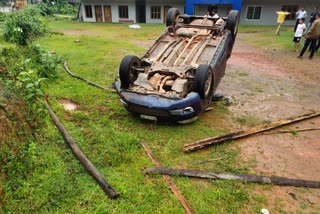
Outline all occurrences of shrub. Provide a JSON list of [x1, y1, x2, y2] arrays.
[[25, 44, 62, 79], [0, 11, 7, 22], [0, 44, 62, 105], [37, 2, 54, 16], [3, 10, 47, 45]]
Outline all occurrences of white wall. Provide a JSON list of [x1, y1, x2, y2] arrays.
[[81, 0, 136, 23], [145, 0, 185, 24], [240, 0, 319, 25]]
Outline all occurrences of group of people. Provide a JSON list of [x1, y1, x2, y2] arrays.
[[276, 7, 320, 60]]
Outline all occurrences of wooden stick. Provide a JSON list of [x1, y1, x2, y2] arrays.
[[144, 167, 320, 188], [63, 61, 116, 93], [262, 127, 320, 135], [184, 111, 320, 152], [44, 98, 119, 199], [140, 140, 195, 214]]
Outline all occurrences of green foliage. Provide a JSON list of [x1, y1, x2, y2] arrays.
[[38, 2, 54, 16], [0, 43, 62, 120], [3, 8, 47, 45], [33, 0, 79, 17], [25, 44, 62, 79], [0, 11, 7, 22], [17, 69, 47, 100], [54, 0, 79, 16]]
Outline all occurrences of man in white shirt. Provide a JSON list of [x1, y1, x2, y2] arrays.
[[212, 10, 219, 18], [294, 8, 307, 32]]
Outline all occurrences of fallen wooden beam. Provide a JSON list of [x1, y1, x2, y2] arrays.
[[262, 127, 320, 135], [44, 98, 119, 199], [140, 140, 195, 214], [184, 111, 320, 152], [144, 167, 320, 188], [63, 61, 116, 93]]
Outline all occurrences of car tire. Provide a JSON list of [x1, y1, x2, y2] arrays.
[[193, 64, 213, 99], [166, 8, 180, 27], [226, 10, 239, 40], [119, 55, 141, 89]]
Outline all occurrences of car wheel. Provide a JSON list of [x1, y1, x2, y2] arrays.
[[166, 8, 180, 27], [226, 10, 239, 40], [193, 64, 213, 99], [119, 55, 141, 89]]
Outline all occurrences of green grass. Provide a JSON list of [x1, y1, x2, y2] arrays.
[[240, 24, 320, 56], [0, 20, 273, 213]]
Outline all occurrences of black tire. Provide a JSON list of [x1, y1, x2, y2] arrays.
[[166, 8, 180, 27], [193, 65, 213, 99], [119, 55, 141, 89], [226, 10, 239, 40]]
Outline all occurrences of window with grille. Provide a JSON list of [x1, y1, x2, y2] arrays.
[[246, 5, 262, 20], [151, 6, 161, 19], [85, 5, 93, 18], [119, 6, 129, 19], [282, 5, 298, 20]]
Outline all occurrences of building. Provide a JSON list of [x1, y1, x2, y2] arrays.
[[80, 0, 185, 23], [80, 0, 318, 25]]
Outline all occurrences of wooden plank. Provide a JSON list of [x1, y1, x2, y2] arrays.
[[140, 140, 195, 214], [44, 98, 119, 199], [144, 167, 320, 188], [184, 112, 320, 152], [262, 127, 320, 135]]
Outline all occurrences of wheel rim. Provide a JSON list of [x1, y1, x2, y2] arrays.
[[234, 17, 239, 37], [129, 61, 139, 82], [204, 69, 212, 97]]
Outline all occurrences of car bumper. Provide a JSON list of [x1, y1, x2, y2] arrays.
[[114, 81, 202, 122]]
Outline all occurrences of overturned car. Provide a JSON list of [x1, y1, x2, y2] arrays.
[[114, 8, 239, 123]]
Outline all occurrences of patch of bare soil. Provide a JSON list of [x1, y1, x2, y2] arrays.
[[219, 33, 320, 212], [129, 40, 154, 49], [55, 30, 102, 36], [59, 98, 80, 111]]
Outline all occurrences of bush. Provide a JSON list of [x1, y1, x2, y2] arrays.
[[0, 44, 62, 104], [3, 9, 47, 45], [37, 2, 54, 16], [25, 44, 62, 79], [0, 11, 7, 22]]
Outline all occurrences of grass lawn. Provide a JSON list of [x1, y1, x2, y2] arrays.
[[240, 25, 320, 57], [1, 19, 282, 213]]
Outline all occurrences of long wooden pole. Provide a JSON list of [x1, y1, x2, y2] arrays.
[[140, 140, 195, 214], [184, 111, 320, 152], [44, 98, 119, 199], [63, 61, 116, 93], [144, 167, 320, 188]]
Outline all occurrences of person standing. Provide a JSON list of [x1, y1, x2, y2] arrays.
[[294, 8, 307, 32], [316, 37, 320, 52], [293, 19, 306, 52], [305, 7, 319, 34], [212, 10, 219, 18], [275, 9, 290, 36], [204, 12, 212, 17], [298, 13, 320, 60]]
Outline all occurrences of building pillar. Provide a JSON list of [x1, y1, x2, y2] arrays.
[[232, 0, 242, 14], [186, 0, 194, 15]]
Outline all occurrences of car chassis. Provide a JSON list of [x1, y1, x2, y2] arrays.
[[114, 8, 239, 123]]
